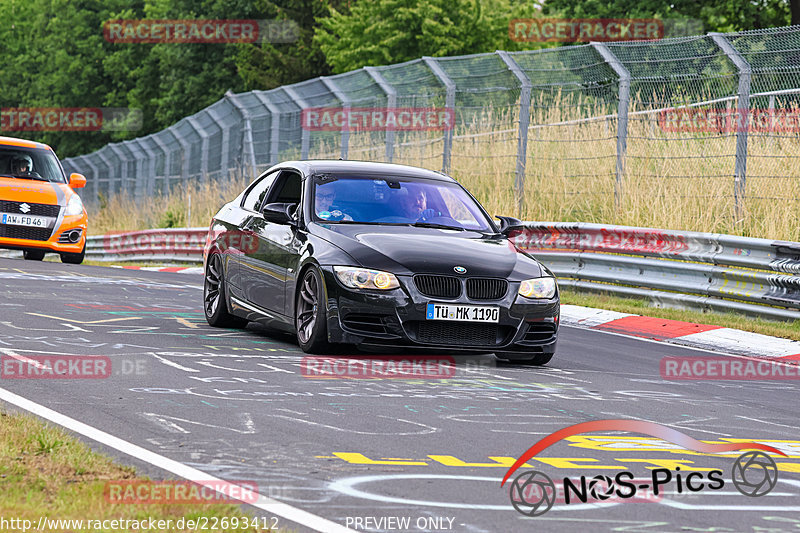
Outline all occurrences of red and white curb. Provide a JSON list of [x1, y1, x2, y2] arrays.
[[110, 265, 203, 275], [561, 304, 800, 362]]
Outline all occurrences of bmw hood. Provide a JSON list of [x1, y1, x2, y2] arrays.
[[313, 224, 543, 279]]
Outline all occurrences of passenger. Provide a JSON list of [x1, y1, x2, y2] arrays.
[[315, 185, 351, 221]]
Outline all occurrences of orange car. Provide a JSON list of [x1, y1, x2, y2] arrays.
[[0, 136, 87, 264]]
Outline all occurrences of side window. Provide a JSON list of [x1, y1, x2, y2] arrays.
[[241, 171, 279, 212], [269, 171, 302, 204]]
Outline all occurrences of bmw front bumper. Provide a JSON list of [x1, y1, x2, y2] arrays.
[[321, 267, 559, 356]]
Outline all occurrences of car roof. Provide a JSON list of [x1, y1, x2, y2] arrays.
[[276, 160, 456, 182], [0, 136, 52, 151]]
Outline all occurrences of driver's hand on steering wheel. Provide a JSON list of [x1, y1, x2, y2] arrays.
[[418, 208, 439, 221]]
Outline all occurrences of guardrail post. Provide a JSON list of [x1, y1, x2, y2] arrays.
[[106, 144, 128, 196], [497, 51, 532, 217], [423, 57, 456, 173], [150, 134, 171, 194], [283, 86, 311, 159], [711, 33, 752, 223], [364, 66, 397, 162], [206, 106, 229, 182], [186, 116, 209, 184], [254, 92, 282, 166], [94, 151, 114, 198], [226, 91, 258, 180], [320, 77, 351, 160], [591, 42, 630, 210], [132, 139, 156, 198]]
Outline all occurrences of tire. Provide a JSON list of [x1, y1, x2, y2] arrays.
[[204, 254, 248, 328], [60, 244, 86, 264], [295, 266, 330, 354], [23, 249, 45, 261], [495, 352, 554, 366]]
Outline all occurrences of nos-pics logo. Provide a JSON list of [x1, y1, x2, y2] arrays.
[[501, 419, 784, 516]]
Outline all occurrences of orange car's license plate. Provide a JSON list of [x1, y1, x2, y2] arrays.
[[1, 213, 47, 227]]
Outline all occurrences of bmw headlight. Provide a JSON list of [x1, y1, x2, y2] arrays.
[[65, 194, 84, 216], [334, 266, 399, 290], [518, 277, 557, 299]]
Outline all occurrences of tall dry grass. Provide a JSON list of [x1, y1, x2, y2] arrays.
[[88, 97, 800, 241]]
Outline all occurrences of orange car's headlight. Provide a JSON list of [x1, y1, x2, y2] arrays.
[[65, 195, 84, 216]]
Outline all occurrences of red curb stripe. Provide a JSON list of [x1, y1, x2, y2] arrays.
[[120, 266, 143, 270], [159, 267, 185, 272], [593, 315, 723, 340], [779, 353, 800, 360]]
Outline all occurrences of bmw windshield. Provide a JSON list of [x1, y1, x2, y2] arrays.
[[312, 175, 495, 232], [0, 146, 66, 183]]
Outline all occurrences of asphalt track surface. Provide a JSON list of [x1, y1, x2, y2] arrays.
[[1, 257, 799, 533]]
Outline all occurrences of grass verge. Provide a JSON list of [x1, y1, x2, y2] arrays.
[[0, 410, 276, 532], [561, 288, 800, 341]]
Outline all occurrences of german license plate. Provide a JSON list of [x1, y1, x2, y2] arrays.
[[426, 303, 500, 323], [0, 213, 47, 227]]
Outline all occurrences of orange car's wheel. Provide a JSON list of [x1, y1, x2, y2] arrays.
[[60, 243, 85, 264], [23, 250, 45, 261]]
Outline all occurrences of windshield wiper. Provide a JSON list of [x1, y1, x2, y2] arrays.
[[407, 222, 466, 231]]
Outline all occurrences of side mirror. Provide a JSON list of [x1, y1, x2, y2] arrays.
[[495, 215, 524, 236], [262, 202, 297, 225], [69, 173, 87, 189]]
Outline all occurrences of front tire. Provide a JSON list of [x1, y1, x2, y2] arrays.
[[60, 244, 86, 264], [23, 249, 45, 261], [204, 254, 248, 328], [296, 266, 330, 354]]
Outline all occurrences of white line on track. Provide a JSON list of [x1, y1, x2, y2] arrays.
[[0, 386, 354, 533]]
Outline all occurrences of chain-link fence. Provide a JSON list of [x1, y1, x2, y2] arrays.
[[63, 25, 800, 239]]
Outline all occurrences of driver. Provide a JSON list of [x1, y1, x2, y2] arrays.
[[398, 185, 437, 221], [11, 155, 33, 175]]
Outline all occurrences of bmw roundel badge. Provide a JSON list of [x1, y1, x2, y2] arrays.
[[454, 266, 467, 274]]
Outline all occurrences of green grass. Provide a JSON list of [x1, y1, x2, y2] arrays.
[[561, 288, 800, 341], [0, 410, 279, 532]]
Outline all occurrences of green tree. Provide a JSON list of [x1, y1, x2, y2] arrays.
[[235, 0, 349, 90], [541, 0, 791, 33], [314, 0, 542, 74]]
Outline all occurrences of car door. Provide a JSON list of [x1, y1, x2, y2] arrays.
[[240, 169, 303, 316], [225, 169, 279, 292]]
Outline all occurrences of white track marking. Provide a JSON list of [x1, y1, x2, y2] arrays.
[[0, 387, 353, 533]]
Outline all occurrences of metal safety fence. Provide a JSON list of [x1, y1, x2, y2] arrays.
[[62, 25, 800, 237], [516, 222, 800, 321]]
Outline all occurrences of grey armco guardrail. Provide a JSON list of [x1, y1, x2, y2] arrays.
[[513, 222, 800, 321], [85, 227, 207, 263]]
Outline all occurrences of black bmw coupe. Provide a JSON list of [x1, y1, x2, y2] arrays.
[[203, 160, 559, 364]]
